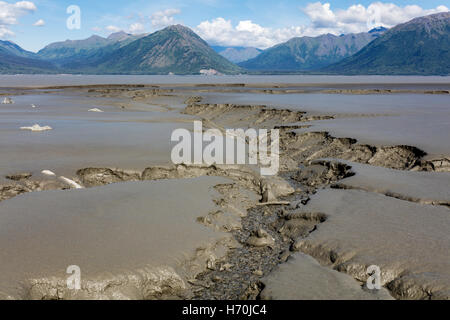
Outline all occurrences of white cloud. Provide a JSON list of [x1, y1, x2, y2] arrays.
[[33, 19, 45, 27], [103, 22, 147, 35], [304, 2, 449, 34], [129, 22, 145, 34], [0, 1, 36, 38], [151, 8, 181, 28], [195, 17, 305, 49], [195, 2, 449, 49], [99, 8, 181, 35], [0, 26, 15, 38], [105, 25, 121, 33]]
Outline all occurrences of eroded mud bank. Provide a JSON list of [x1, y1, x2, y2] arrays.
[[182, 99, 449, 173]]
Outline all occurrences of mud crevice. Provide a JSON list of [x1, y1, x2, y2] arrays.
[[330, 183, 450, 209], [191, 199, 327, 300]]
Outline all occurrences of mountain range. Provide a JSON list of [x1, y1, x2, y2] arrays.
[[324, 12, 450, 75], [37, 32, 145, 65], [239, 27, 387, 71], [34, 26, 240, 74], [0, 12, 448, 75], [0, 40, 56, 74], [211, 46, 263, 63], [87, 25, 240, 74]]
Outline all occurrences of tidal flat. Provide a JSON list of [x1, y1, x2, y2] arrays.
[[0, 77, 449, 300]]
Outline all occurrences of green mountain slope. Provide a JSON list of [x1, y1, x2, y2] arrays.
[[212, 46, 263, 63], [324, 12, 450, 75], [0, 49, 57, 74], [88, 25, 241, 74], [0, 40, 38, 59], [37, 32, 145, 65], [239, 28, 385, 71]]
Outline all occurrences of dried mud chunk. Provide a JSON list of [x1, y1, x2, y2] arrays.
[[0, 184, 34, 201], [260, 177, 295, 203], [76, 168, 140, 186], [6, 172, 32, 181], [246, 228, 275, 248], [293, 161, 354, 187], [184, 96, 203, 104], [368, 146, 426, 170], [141, 166, 178, 180], [424, 158, 450, 172], [339, 144, 376, 163]]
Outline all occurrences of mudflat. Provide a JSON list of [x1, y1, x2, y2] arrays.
[[0, 177, 234, 299], [0, 78, 449, 300]]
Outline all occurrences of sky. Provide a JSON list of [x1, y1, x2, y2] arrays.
[[0, 0, 449, 52]]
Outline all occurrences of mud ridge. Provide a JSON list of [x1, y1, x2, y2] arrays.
[[330, 183, 450, 209], [182, 99, 446, 173], [184, 102, 333, 129]]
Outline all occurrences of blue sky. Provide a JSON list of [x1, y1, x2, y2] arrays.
[[1, 0, 449, 52]]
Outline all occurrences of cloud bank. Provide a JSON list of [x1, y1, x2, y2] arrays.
[[0, 1, 37, 38], [304, 2, 449, 34], [99, 8, 182, 36], [195, 2, 449, 49], [33, 19, 45, 27], [151, 9, 181, 28]]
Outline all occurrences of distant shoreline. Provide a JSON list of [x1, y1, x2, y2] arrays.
[[0, 74, 449, 89]]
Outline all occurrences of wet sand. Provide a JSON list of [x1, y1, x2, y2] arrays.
[[0, 80, 449, 300]]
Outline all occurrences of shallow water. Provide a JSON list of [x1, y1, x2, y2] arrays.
[[0, 93, 193, 176], [1, 75, 450, 88]]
